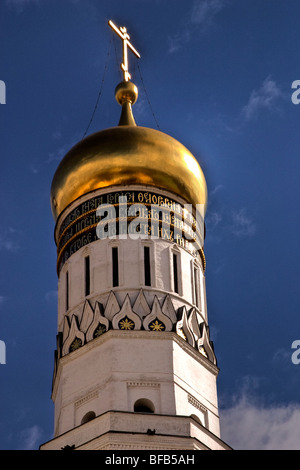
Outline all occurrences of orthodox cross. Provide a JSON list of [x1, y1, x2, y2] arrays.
[[108, 20, 140, 82]]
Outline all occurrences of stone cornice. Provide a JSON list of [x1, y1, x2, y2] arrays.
[[40, 410, 231, 451]]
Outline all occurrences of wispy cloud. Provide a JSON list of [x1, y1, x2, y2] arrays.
[[230, 208, 256, 237], [272, 347, 293, 365], [205, 210, 223, 231], [206, 190, 256, 240], [221, 394, 300, 450], [31, 133, 80, 175], [46, 142, 70, 165], [242, 77, 283, 121], [0, 227, 19, 252], [209, 184, 224, 196], [19, 425, 43, 450], [191, 0, 226, 28], [168, 31, 191, 55], [168, 0, 227, 53], [52, 130, 62, 140], [202, 77, 284, 136]]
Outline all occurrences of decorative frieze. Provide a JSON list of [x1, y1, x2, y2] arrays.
[[188, 394, 207, 414], [127, 382, 160, 389], [75, 390, 99, 408], [57, 290, 216, 370]]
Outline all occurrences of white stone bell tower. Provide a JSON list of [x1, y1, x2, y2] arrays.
[[40, 21, 231, 451]]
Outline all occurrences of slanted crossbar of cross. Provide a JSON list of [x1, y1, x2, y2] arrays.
[[108, 20, 140, 82]]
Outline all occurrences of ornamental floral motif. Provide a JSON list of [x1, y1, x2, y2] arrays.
[[69, 337, 82, 352], [93, 323, 107, 338], [149, 318, 165, 331], [118, 316, 135, 330]]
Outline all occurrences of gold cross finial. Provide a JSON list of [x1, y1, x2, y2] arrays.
[[108, 20, 140, 82]]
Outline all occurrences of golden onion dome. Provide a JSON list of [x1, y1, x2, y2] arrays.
[[50, 81, 207, 221]]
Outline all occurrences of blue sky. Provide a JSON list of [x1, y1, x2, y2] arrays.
[[0, 0, 300, 450]]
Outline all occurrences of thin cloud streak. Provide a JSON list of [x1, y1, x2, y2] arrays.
[[206, 206, 256, 239], [191, 0, 226, 28], [168, 0, 227, 53], [230, 208, 256, 237], [200, 77, 285, 136], [242, 77, 283, 121], [18, 425, 43, 450], [31, 133, 81, 174]]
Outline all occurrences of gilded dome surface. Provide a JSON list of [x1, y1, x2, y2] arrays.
[[50, 123, 207, 221], [50, 124, 207, 221], [51, 79, 207, 220]]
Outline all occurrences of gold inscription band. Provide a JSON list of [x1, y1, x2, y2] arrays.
[[56, 190, 206, 274]]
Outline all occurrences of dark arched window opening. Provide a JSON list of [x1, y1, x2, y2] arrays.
[[173, 253, 179, 293], [85, 255, 90, 296], [144, 246, 151, 286], [112, 247, 119, 287], [81, 411, 96, 425], [134, 398, 155, 414]]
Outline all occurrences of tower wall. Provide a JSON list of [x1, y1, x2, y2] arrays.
[[52, 332, 220, 438], [40, 184, 229, 449]]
